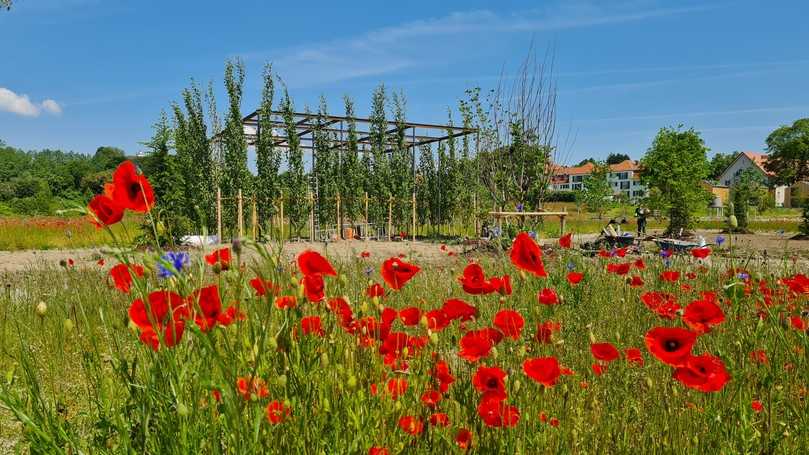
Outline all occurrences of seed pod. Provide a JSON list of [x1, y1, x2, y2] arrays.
[[35, 301, 47, 317], [63, 319, 74, 333]]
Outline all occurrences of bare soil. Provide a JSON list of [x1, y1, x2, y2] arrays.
[[1, 229, 807, 273]]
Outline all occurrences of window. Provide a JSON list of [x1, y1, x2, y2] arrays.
[[560, 184, 569, 190], [572, 183, 582, 190], [620, 181, 630, 190], [617, 172, 629, 180], [572, 175, 584, 182]]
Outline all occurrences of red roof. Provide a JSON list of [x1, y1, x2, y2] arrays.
[[551, 159, 640, 177], [741, 151, 774, 176]]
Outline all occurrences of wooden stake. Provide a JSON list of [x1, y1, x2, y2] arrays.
[[216, 187, 222, 244], [336, 193, 342, 240], [279, 195, 285, 241], [308, 191, 315, 242], [237, 189, 244, 240], [364, 192, 369, 241], [473, 193, 479, 238], [251, 196, 257, 241], [387, 196, 393, 242], [560, 215, 566, 237], [411, 192, 416, 241]]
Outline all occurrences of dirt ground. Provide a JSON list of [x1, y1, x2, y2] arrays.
[[1, 229, 808, 273]]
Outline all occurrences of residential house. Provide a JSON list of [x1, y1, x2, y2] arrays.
[[551, 159, 646, 201], [715, 151, 788, 207]]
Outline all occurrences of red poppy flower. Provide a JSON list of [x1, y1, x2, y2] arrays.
[[398, 307, 421, 326], [640, 291, 681, 319], [365, 283, 386, 298], [111, 160, 154, 212], [425, 309, 450, 331], [237, 376, 269, 400], [368, 447, 389, 455], [536, 321, 561, 344], [205, 248, 231, 270], [537, 287, 559, 305], [644, 327, 697, 367], [472, 365, 507, 399], [493, 310, 524, 340], [420, 390, 442, 409], [523, 356, 561, 387], [790, 315, 807, 331], [459, 263, 496, 295], [623, 347, 644, 366], [301, 273, 325, 302], [749, 350, 768, 365], [297, 250, 337, 277], [751, 400, 763, 413], [88, 194, 124, 227], [129, 290, 189, 332], [598, 249, 611, 258], [559, 232, 572, 249], [566, 272, 584, 285], [634, 258, 646, 269], [477, 395, 520, 428], [430, 360, 455, 393], [442, 298, 478, 322], [109, 263, 144, 294], [138, 320, 185, 351], [590, 342, 620, 362], [190, 285, 238, 332], [459, 331, 494, 362], [380, 257, 420, 290], [250, 278, 278, 297], [327, 297, 353, 327], [301, 316, 325, 337], [591, 363, 607, 376], [274, 295, 297, 310], [385, 378, 408, 400], [496, 275, 512, 295], [606, 262, 631, 275], [455, 428, 473, 449], [660, 270, 681, 282], [682, 299, 725, 333], [429, 413, 450, 427], [781, 273, 809, 295], [266, 400, 292, 424], [672, 353, 731, 392], [549, 417, 559, 427], [510, 232, 547, 277], [398, 416, 424, 435], [690, 247, 711, 259], [629, 276, 644, 287], [360, 251, 371, 258]]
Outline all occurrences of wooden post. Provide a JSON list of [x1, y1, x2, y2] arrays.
[[237, 189, 244, 239], [473, 193, 478, 238], [251, 196, 257, 241], [308, 192, 315, 242], [336, 193, 342, 240], [216, 187, 222, 244], [279, 195, 285, 241], [411, 192, 416, 241], [387, 196, 393, 242], [560, 215, 566, 237], [364, 192, 369, 241]]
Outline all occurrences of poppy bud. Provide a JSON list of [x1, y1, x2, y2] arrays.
[[517, 345, 527, 357], [519, 270, 526, 281], [276, 374, 287, 388], [35, 301, 47, 317], [729, 215, 738, 229], [420, 315, 429, 328], [339, 274, 347, 285], [490, 346, 498, 359], [289, 275, 298, 287], [429, 332, 439, 345], [177, 403, 189, 417], [320, 352, 329, 367], [269, 337, 278, 350], [297, 284, 305, 299], [513, 379, 522, 394], [402, 346, 410, 357], [322, 398, 331, 412], [360, 301, 369, 314], [231, 238, 242, 255], [347, 375, 358, 390], [394, 401, 402, 411], [63, 319, 74, 333], [372, 296, 380, 306]]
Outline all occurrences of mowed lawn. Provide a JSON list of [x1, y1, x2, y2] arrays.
[[0, 239, 806, 453]]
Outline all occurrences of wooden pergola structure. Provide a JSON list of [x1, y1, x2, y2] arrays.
[[488, 210, 569, 236], [212, 109, 478, 242]]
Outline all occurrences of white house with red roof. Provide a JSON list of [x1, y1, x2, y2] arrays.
[[715, 151, 788, 207], [550, 159, 646, 200]]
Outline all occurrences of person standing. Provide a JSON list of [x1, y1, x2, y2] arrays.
[[635, 206, 648, 237]]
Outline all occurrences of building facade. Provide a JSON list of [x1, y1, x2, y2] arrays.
[[715, 151, 788, 207], [550, 159, 646, 201]]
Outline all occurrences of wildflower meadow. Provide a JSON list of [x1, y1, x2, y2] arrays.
[[0, 161, 806, 454]]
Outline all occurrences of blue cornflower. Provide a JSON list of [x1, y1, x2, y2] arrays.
[[364, 266, 373, 277], [158, 251, 189, 278], [737, 272, 750, 280], [566, 261, 576, 271], [528, 231, 537, 239], [663, 258, 671, 268], [715, 235, 725, 246], [660, 249, 671, 259], [516, 203, 524, 212]]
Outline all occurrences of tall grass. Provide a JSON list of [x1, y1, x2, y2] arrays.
[[0, 237, 806, 453], [0, 216, 141, 251]]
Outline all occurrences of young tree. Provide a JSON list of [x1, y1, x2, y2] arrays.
[[279, 89, 309, 237], [764, 118, 809, 234], [389, 91, 412, 230], [255, 64, 280, 231], [415, 144, 435, 228], [606, 153, 630, 165], [313, 96, 338, 228], [577, 161, 612, 219], [171, 81, 212, 228], [369, 84, 390, 226], [640, 126, 710, 235], [708, 152, 737, 180], [341, 96, 362, 228], [222, 58, 250, 231]]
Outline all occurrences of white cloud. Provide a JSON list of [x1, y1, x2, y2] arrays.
[[0, 87, 62, 117], [41, 99, 63, 115], [0, 87, 40, 116], [246, 1, 713, 88]]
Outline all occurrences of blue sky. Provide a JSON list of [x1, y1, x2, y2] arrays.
[[2, 0, 808, 166]]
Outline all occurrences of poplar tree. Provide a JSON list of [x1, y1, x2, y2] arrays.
[[313, 96, 337, 228], [341, 96, 362, 227], [222, 58, 250, 230], [369, 84, 390, 226], [255, 64, 280, 230], [389, 91, 411, 229], [280, 89, 309, 237]]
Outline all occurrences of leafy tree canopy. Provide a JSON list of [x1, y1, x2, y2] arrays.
[[606, 153, 630, 165], [708, 152, 738, 181], [764, 118, 809, 186]]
